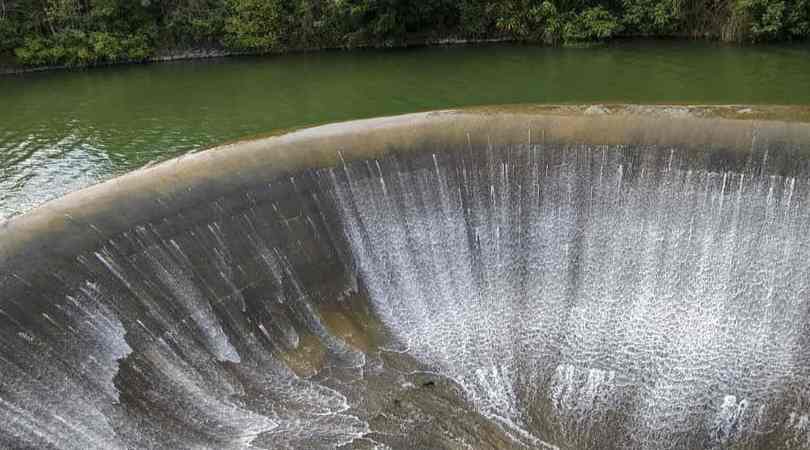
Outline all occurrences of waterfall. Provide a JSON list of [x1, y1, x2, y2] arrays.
[[2, 116, 810, 449], [328, 143, 810, 449]]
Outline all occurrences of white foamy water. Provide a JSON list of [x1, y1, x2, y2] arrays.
[[330, 144, 810, 448]]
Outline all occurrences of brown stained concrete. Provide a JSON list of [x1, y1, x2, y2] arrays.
[[319, 292, 384, 354], [463, 103, 810, 123], [275, 333, 327, 378]]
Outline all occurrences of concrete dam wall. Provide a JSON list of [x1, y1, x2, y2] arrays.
[[2, 106, 810, 449]]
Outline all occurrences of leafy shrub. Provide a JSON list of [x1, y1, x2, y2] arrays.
[[15, 30, 153, 66], [0, 17, 19, 53], [787, 0, 810, 36], [3, 0, 810, 67], [737, 0, 810, 39], [494, 0, 564, 42], [736, 0, 787, 40], [563, 6, 623, 42], [622, 0, 681, 34], [224, 0, 290, 50], [459, 0, 498, 37], [163, 0, 228, 46]]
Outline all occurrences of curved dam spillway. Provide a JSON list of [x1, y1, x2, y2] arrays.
[[2, 106, 810, 450]]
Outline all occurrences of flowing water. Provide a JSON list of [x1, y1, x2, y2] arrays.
[[3, 40, 810, 219], [2, 115, 810, 448], [329, 142, 810, 449]]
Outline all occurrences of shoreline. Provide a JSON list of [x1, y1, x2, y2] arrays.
[[0, 36, 515, 76], [0, 35, 790, 77]]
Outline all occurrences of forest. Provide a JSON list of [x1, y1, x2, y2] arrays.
[[1, 0, 809, 67]]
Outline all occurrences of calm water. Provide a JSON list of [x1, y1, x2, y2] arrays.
[[2, 40, 810, 220]]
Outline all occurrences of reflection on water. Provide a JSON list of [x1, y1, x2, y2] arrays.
[[0, 132, 114, 217]]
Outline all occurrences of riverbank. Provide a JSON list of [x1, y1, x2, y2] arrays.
[[0, 36, 519, 76], [0, 48, 236, 75], [0, 34, 795, 76], [3, 0, 809, 73]]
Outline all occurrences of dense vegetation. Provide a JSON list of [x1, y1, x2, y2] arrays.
[[1, 0, 808, 67]]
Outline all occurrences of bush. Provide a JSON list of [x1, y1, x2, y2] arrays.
[[787, 0, 810, 36], [563, 6, 623, 42], [493, 0, 563, 42], [736, 0, 787, 40], [163, 0, 228, 47], [286, 0, 344, 49], [622, 0, 680, 34], [459, 0, 497, 37], [0, 14, 22, 52], [14, 30, 153, 66], [736, 0, 810, 39], [3, 0, 810, 67], [224, 0, 290, 50]]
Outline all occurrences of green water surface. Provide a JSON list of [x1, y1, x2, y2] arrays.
[[2, 40, 810, 219]]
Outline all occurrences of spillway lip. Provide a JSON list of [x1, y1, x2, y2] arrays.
[[3, 104, 810, 269], [458, 103, 810, 122]]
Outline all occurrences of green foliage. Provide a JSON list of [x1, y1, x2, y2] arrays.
[[733, 0, 810, 39], [459, 0, 497, 37], [489, 1, 620, 43], [44, 0, 83, 32], [787, 0, 810, 35], [15, 30, 152, 66], [286, 0, 345, 48], [729, 0, 808, 40], [564, 6, 623, 41], [0, 17, 20, 53], [736, 0, 787, 39], [493, 0, 563, 42], [1, 0, 809, 67], [224, 0, 290, 50], [4, 0, 156, 65], [622, 0, 681, 33], [334, 0, 459, 44]]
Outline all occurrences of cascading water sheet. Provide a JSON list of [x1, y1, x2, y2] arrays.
[[328, 143, 810, 449]]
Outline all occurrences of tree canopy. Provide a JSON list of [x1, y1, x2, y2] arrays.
[[1, 0, 808, 67]]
